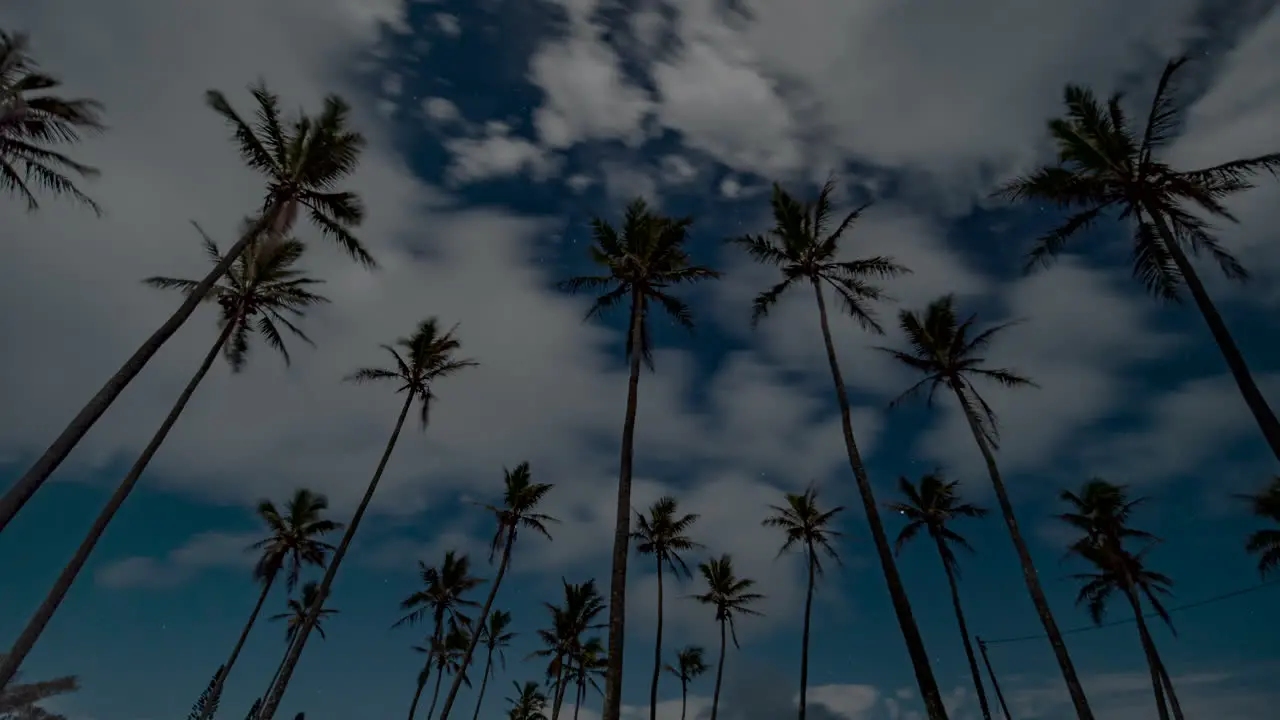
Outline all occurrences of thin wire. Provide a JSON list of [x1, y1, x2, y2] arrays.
[[981, 579, 1279, 646]]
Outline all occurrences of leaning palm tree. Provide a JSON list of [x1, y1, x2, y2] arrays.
[[437, 464, 557, 720], [396, 551, 484, 720], [887, 474, 992, 720], [566, 637, 606, 720], [259, 582, 339, 711], [470, 611, 517, 720], [1060, 480, 1183, 720], [506, 682, 548, 720], [257, 319, 476, 720], [1239, 476, 1280, 578], [997, 57, 1280, 461], [727, 181, 948, 719], [558, 198, 719, 720], [692, 555, 763, 720], [531, 580, 606, 720], [0, 81, 372, 537], [200, 489, 342, 720], [631, 496, 701, 720], [415, 621, 472, 720], [876, 294, 1093, 719], [0, 661, 78, 720], [0, 29, 104, 214], [0, 231, 329, 689], [663, 646, 707, 720], [762, 485, 843, 720]]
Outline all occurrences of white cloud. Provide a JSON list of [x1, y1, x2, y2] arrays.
[[444, 123, 562, 184], [434, 12, 461, 37], [422, 96, 461, 123], [97, 531, 258, 589]]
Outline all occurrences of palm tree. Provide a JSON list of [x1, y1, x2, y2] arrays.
[[200, 489, 342, 720], [632, 496, 701, 720], [0, 81, 372, 536], [187, 668, 222, 720], [0, 29, 104, 214], [566, 637, 606, 720], [727, 181, 949, 719], [558, 198, 719, 720], [506, 682, 548, 720], [877, 294, 1093, 719], [531, 579, 606, 720], [257, 319, 476, 720], [438, 464, 557, 719], [997, 57, 1280, 461], [762, 485, 843, 720], [0, 232, 329, 689], [1240, 476, 1280, 578], [470, 611, 517, 720], [260, 582, 339, 711], [0, 662, 78, 720], [414, 620, 472, 720], [887, 474, 992, 720], [396, 551, 484, 720], [692, 555, 763, 720], [663, 646, 707, 720], [1060, 480, 1182, 720]]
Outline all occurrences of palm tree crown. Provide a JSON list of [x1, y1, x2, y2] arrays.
[[1240, 476, 1280, 578], [0, 30, 104, 213], [480, 611, 517, 668], [394, 551, 485, 632], [506, 682, 548, 720], [345, 318, 479, 427], [632, 496, 702, 578], [692, 555, 763, 647], [762, 485, 844, 573], [145, 224, 330, 371], [249, 488, 343, 592], [887, 474, 988, 573], [664, 646, 707, 685], [270, 582, 340, 641], [485, 462, 557, 562]]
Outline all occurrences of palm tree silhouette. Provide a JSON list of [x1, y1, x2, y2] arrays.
[[692, 555, 763, 720], [505, 682, 549, 720], [531, 579, 606, 720], [470, 611, 517, 720], [663, 646, 707, 720], [260, 582, 339, 710], [1239, 476, 1280, 578], [396, 551, 484, 720]]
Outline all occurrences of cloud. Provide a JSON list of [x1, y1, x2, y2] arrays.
[[96, 531, 258, 589]]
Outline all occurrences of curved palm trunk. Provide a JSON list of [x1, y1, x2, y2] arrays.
[[257, 390, 417, 720], [425, 663, 446, 720], [649, 555, 665, 720], [679, 679, 688, 720], [977, 638, 1014, 720], [797, 549, 816, 720], [933, 534, 991, 720], [709, 619, 727, 720], [469, 653, 493, 720], [408, 666, 431, 720], [809, 279, 948, 720], [0, 318, 237, 688], [200, 575, 278, 720], [259, 635, 297, 713], [439, 533, 515, 719], [551, 660, 569, 720], [0, 209, 275, 536], [951, 386, 1093, 720], [1123, 585, 1169, 720], [1146, 210, 1280, 462], [601, 290, 645, 720], [572, 673, 585, 720], [1157, 657, 1184, 720]]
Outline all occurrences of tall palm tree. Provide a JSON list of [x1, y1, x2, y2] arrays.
[[558, 198, 719, 720], [877, 294, 1093, 719], [0, 81, 372, 536], [506, 682, 548, 720], [663, 646, 707, 720], [1240, 476, 1280, 578], [438, 464, 557, 719], [200, 489, 342, 720], [471, 611, 517, 720], [414, 620, 472, 720], [396, 551, 484, 720], [692, 555, 762, 720], [762, 485, 843, 720], [887, 474, 992, 720], [0, 30, 103, 214], [997, 57, 1280, 461], [566, 637, 606, 720], [260, 582, 339, 711], [258, 319, 476, 720], [0, 232, 329, 689], [632, 496, 701, 720], [1060, 480, 1182, 720], [531, 580, 606, 720], [727, 181, 949, 719]]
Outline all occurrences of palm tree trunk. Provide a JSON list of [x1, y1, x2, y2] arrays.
[[551, 660, 568, 720], [425, 663, 446, 720], [0, 317, 237, 689], [798, 549, 815, 720], [933, 535, 991, 720], [1145, 209, 1280, 462], [1122, 585, 1169, 720], [1157, 655, 1185, 720], [439, 533, 515, 720], [680, 681, 688, 720], [200, 574, 278, 720], [976, 638, 1014, 720], [572, 674, 585, 720], [710, 619, 726, 720], [469, 653, 493, 720], [649, 555, 665, 720], [0, 208, 276, 535], [257, 389, 417, 720], [408, 667, 431, 720], [809, 279, 948, 720], [950, 386, 1093, 720], [601, 290, 645, 720], [259, 635, 297, 714]]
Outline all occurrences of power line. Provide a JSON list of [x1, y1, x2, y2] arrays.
[[981, 579, 1280, 646]]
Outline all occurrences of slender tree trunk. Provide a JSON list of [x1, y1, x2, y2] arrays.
[[551, 659, 568, 720], [1123, 584, 1169, 720], [572, 675, 584, 720], [470, 654, 493, 720], [710, 619, 726, 720], [425, 662, 446, 720], [259, 634, 297, 714], [649, 555, 665, 720], [407, 666, 430, 720], [933, 534, 991, 720], [200, 574, 277, 720], [601, 290, 645, 720], [798, 549, 815, 720], [1145, 209, 1280, 462], [1157, 655, 1185, 720], [257, 390, 417, 720], [680, 680, 687, 720], [976, 638, 1013, 720], [0, 209, 275, 535], [951, 386, 1093, 720], [0, 318, 237, 688], [809, 279, 948, 719], [439, 533, 515, 719]]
